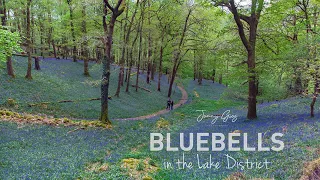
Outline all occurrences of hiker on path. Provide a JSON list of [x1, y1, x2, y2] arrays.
[[170, 100, 174, 110]]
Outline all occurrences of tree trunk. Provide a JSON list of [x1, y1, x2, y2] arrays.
[[310, 79, 319, 117], [34, 57, 41, 70], [193, 50, 197, 81], [167, 9, 192, 98], [310, 9, 318, 117], [31, 11, 35, 54], [67, 0, 77, 62], [82, 4, 89, 76], [52, 40, 57, 59], [256, 78, 259, 95], [6, 57, 15, 78], [223, 0, 261, 119], [40, 18, 44, 57], [126, 63, 132, 92], [100, 0, 124, 124], [168, 72, 174, 97], [151, 47, 157, 81], [47, 11, 53, 57], [151, 59, 156, 81], [212, 69, 215, 83], [146, 44, 151, 84], [25, 0, 32, 80], [136, 0, 145, 92], [136, 4, 144, 91], [158, 31, 164, 91], [198, 51, 203, 85], [168, 62, 178, 97], [198, 72, 202, 85], [146, 0, 151, 84], [0, 0, 6, 26], [247, 49, 257, 119]]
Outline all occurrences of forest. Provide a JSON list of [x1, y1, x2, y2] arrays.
[[0, 0, 320, 179]]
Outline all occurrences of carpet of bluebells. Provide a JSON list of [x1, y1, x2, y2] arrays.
[[151, 96, 320, 179], [0, 57, 181, 120], [0, 64, 320, 179]]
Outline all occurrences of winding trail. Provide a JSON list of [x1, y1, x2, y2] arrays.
[[115, 85, 188, 121]]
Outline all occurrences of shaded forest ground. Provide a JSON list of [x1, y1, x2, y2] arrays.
[[0, 56, 181, 120], [0, 59, 320, 179]]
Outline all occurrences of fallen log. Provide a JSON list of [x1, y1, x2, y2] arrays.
[[13, 53, 39, 58], [28, 97, 112, 107], [131, 85, 152, 93]]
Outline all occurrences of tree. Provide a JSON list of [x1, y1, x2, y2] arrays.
[[0, 0, 15, 78], [135, 0, 145, 92], [115, 0, 139, 96], [215, 0, 265, 119], [81, 1, 89, 76], [100, 0, 125, 124], [25, 0, 32, 79], [0, 29, 22, 63], [67, 0, 77, 62], [167, 8, 192, 97]]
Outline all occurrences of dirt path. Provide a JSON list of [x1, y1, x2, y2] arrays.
[[115, 85, 188, 121]]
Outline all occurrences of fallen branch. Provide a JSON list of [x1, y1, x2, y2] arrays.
[[13, 53, 39, 58], [131, 85, 152, 93], [67, 127, 86, 134], [28, 97, 111, 107]]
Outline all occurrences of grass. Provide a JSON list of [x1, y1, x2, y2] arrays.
[[0, 57, 181, 120]]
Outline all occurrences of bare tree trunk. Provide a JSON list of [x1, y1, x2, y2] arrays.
[[52, 40, 57, 58], [310, 8, 318, 117], [247, 49, 257, 119], [198, 51, 203, 85], [167, 9, 192, 97], [25, 0, 32, 80], [0, 0, 6, 26], [67, 0, 77, 62], [212, 69, 215, 83], [6, 57, 15, 78], [39, 17, 44, 57], [219, 74, 222, 84], [34, 57, 41, 70], [310, 78, 318, 117], [136, 1, 145, 92], [31, 11, 35, 54], [82, 3, 89, 76], [126, 31, 139, 92], [193, 50, 197, 81], [168, 61, 178, 97], [158, 30, 165, 91]]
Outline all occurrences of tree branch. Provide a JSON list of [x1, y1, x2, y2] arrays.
[[229, 0, 249, 50], [104, 0, 114, 12]]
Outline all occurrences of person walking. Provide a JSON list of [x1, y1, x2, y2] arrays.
[[170, 100, 174, 110]]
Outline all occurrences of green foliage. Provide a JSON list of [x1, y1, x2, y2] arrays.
[[0, 28, 22, 64]]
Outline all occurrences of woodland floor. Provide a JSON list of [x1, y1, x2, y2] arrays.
[[0, 57, 182, 120], [0, 57, 320, 179]]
